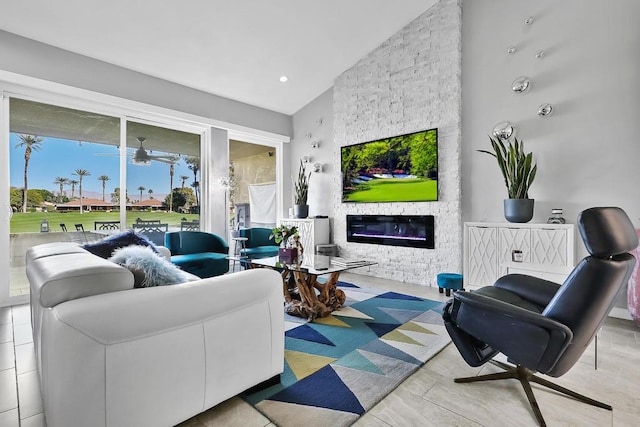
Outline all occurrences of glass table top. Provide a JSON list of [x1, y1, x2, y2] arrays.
[[247, 255, 376, 275]]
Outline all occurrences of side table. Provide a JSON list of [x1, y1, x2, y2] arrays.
[[231, 237, 248, 271]]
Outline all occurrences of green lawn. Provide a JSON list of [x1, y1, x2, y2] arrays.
[[343, 178, 438, 202], [10, 211, 199, 234]]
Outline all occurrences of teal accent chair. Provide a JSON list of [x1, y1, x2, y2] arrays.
[[165, 231, 229, 278], [239, 228, 280, 259]]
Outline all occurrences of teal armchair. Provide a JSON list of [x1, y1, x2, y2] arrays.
[[239, 228, 280, 259], [165, 231, 229, 278]]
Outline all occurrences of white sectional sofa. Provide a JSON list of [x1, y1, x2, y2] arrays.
[[26, 241, 284, 427]]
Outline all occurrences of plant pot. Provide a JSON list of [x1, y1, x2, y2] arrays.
[[293, 204, 308, 219], [504, 199, 534, 223], [278, 247, 298, 264]]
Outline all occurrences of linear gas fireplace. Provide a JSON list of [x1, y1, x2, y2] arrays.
[[346, 215, 435, 249]]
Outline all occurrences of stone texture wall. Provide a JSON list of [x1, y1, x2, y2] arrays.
[[332, 0, 462, 285]]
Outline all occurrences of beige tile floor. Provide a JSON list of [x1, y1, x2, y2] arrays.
[[1, 272, 639, 427]]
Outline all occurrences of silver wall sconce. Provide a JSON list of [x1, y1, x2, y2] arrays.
[[492, 121, 517, 140], [313, 163, 323, 173], [507, 46, 517, 55], [512, 76, 531, 93], [302, 155, 311, 163], [525, 16, 534, 25], [537, 103, 553, 117], [310, 140, 320, 149], [536, 49, 546, 59]]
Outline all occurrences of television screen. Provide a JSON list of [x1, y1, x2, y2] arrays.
[[341, 128, 438, 203]]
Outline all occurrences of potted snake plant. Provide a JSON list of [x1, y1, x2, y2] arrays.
[[293, 159, 311, 218], [479, 136, 537, 223]]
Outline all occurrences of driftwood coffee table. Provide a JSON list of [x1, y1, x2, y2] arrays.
[[247, 255, 375, 320]]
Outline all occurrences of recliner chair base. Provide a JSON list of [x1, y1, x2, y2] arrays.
[[454, 360, 611, 427]]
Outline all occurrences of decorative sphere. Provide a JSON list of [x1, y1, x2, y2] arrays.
[[492, 122, 516, 140], [512, 76, 531, 93]]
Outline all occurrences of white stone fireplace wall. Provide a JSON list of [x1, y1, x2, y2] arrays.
[[332, 0, 462, 285]]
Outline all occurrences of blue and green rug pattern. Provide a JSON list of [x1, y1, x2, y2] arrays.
[[244, 282, 450, 427]]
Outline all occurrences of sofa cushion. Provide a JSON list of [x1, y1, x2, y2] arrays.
[[170, 253, 229, 278], [27, 252, 135, 307], [243, 246, 279, 258], [110, 245, 193, 287], [170, 252, 227, 264], [83, 230, 159, 259]]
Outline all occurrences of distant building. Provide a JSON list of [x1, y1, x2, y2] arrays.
[[131, 198, 165, 211], [56, 198, 115, 212]]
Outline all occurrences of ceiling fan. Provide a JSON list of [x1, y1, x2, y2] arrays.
[[96, 137, 179, 165], [130, 137, 179, 165]]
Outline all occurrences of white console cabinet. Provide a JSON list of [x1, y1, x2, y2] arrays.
[[279, 218, 330, 254], [464, 222, 576, 289]]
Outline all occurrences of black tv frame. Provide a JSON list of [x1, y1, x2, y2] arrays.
[[341, 128, 438, 203]]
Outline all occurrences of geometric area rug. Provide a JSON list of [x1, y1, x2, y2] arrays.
[[243, 281, 451, 427]]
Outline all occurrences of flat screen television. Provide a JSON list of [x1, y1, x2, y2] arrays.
[[341, 128, 438, 203]]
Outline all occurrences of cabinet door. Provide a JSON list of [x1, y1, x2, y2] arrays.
[[295, 221, 314, 253], [498, 228, 531, 276], [531, 228, 569, 266], [281, 219, 313, 254], [467, 226, 498, 287]]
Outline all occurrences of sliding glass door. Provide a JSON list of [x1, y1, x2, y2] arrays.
[[7, 98, 121, 298], [124, 120, 201, 244], [2, 97, 204, 304], [229, 139, 277, 230]]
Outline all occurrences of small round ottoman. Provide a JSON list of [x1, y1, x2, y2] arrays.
[[437, 273, 464, 297]]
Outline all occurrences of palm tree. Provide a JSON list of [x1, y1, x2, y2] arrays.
[[186, 156, 200, 207], [167, 157, 180, 212], [69, 179, 79, 198], [191, 181, 200, 208], [53, 176, 69, 200], [16, 134, 43, 212], [180, 175, 189, 189], [73, 169, 91, 214], [148, 189, 153, 199], [97, 175, 110, 202], [137, 186, 146, 203]]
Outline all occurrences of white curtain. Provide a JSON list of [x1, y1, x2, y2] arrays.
[[248, 182, 276, 227]]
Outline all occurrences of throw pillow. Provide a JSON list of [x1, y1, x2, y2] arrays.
[[109, 245, 193, 288], [84, 230, 159, 259]]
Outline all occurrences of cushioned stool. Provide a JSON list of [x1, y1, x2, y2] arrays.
[[437, 273, 464, 297]]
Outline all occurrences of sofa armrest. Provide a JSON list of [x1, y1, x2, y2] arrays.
[[27, 251, 134, 308]]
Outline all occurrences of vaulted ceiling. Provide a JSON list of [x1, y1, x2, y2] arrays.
[[0, 0, 438, 115]]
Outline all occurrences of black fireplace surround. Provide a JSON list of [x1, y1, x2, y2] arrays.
[[346, 215, 434, 249]]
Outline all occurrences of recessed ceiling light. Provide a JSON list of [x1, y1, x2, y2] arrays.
[[279, 76, 288, 83]]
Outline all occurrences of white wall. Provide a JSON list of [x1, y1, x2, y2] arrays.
[[462, 0, 640, 315], [0, 30, 292, 137], [290, 88, 334, 219], [331, 0, 463, 285], [462, 0, 640, 227]]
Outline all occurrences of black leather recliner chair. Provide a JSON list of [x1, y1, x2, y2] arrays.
[[443, 207, 638, 426]]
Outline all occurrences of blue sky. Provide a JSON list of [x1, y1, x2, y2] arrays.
[[10, 133, 197, 201]]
